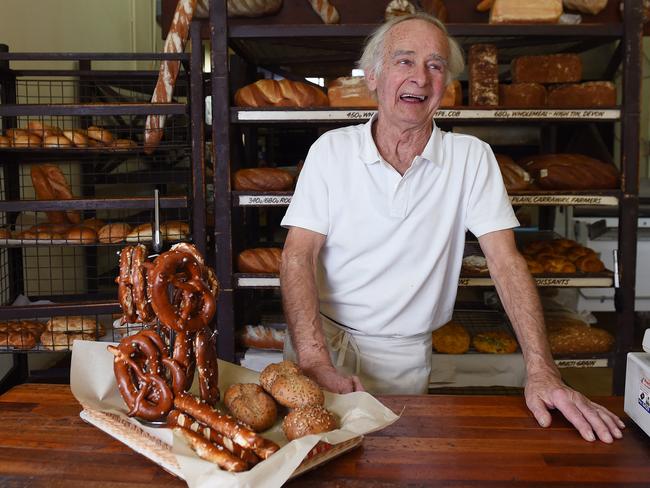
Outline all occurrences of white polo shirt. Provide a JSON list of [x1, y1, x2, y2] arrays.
[[281, 115, 519, 337]]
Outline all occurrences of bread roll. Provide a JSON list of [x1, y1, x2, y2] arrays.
[[235, 79, 329, 108], [282, 405, 338, 441], [237, 247, 282, 274], [43, 134, 73, 148], [496, 154, 532, 191], [11, 133, 42, 147], [46, 316, 104, 334], [259, 360, 302, 393], [62, 130, 89, 147], [233, 168, 294, 191], [0, 330, 37, 350], [224, 383, 277, 432], [432, 321, 470, 354], [97, 222, 132, 243], [40, 331, 96, 350], [125, 223, 153, 242], [65, 226, 97, 244], [160, 220, 190, 240], [519, 153, 619, 190], [499, 83, 547, 108], [490, 0, 563, 24], [511, 54, 582, 84], [86, 126, 114, 145], [547, 321, 614, 355], [546, 81, 616, 108], [472, 330, 518, 354], [327, 77, 377, 108], [27, 120, 62, 138], [270, 373, 324, 409]]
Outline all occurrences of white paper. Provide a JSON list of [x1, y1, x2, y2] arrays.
[[70, 340, 399, 488]]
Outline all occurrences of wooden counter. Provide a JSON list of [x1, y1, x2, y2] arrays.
[[0, 384, 648, 487]]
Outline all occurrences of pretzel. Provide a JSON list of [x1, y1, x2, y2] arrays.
[[307, 0, 339, 24], [174, 393, 279, 459], [108, 331, 174, 420], [116, 246, 137, 323], [195, 327, 220, 405], [173, 331, 196, 391], [148, 251, 216, 332], [130, 244, 155, 323], [174, 426, 248, 472]]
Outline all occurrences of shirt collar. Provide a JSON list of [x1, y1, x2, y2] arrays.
[[359, 113, 444, 167]]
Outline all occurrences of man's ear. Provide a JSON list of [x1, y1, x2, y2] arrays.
[[365, 69, 377, 92]]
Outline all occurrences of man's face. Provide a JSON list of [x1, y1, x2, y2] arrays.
[[366, 20, 450, 130]]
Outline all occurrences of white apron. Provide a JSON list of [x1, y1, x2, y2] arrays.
[[284, 314, 432, 395]]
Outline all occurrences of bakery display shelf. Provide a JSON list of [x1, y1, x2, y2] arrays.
[[0, 144, 189, 158], [0, 103, 187, 118], [231, 107, 621, 124], [0, 299, 119, 318], [0, 197, 189, 212], [0, 238, 190, 248]]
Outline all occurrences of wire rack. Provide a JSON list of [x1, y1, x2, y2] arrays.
[[446, 308, 520, 354]]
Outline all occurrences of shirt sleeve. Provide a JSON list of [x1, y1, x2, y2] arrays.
[[281, 137, 330, 236], [465, 141, 520, 237]]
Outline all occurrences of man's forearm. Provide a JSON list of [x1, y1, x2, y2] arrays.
[[489, 253, 560, 378], [280, 252, 331, 368]]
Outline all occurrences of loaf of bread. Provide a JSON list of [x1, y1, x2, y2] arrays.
[[385, 0, 416, 21], [522, 238, 605, 274], [235, 79, 328, 108], [27, 121, 62, 139], [519, 153, 619, 190], [499, 83, 547, 108], [546, 317, 614, 355], [327, 77, 377, 108], [490, 0, 563, 24], [226, 0, 282, 17], [30, 164, 80, 225], [496, 154, 532, 191], [233, 168, 294, 191], [160, 220, 190, 240], [472, 330, 518, 354], [65, 226, 98, 244], [237, 248, 282, 274], [432, 321, 470, 354], [125, 223, 153, 242], [98, 223, 132, 243], [0, 135, 10, 147], [46, 316, 104, 335], [468, 44, 498, 107], [440, 80, 463, 107], [43, 134, 73, 148], [240, 324, 286, 350], [546, 81, 616, 108], [511, 54, 582, 84], [282, 405, 338, 441], [562, 0, 607, 15]]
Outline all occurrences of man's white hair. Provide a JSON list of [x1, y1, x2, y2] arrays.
[[358, 12, 465, 87]]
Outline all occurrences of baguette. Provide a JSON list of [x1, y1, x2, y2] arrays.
[[237, 248, 282, 274], [30, 164, 80, 225], [233, 168, 294, 191], [235, 79, 328, 108]]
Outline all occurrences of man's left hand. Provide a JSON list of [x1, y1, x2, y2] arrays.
[[525, 371, 625, 443]]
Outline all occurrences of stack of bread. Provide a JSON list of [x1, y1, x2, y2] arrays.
[[1, 122, 134, 149], [432, 320, 518, 354], [500, 52, 616, 108], [40, 316, 104, 350], [521, 238, 605, 274], [0, 320, 45, 350]]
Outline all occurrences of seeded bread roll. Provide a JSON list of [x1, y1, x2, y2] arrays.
[[282, 404, 338, 441], [270, 373, 324, 409], [259, 360, 302, 393], [224, 383, 277, 432], [472, 331, 518, 354]]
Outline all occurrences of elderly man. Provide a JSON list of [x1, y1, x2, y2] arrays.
[[280, 12, 624, 443]]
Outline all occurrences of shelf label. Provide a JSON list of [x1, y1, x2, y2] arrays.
[[237, 277, 281, 287], [510, 195, 618, 206], [554, 358, 609, 368], [460, 277, 613, 287], [238, 195, 292, 206], [235, 108, 619, 122]]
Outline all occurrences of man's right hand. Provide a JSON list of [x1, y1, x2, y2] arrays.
[[302, 363, 365, 394]]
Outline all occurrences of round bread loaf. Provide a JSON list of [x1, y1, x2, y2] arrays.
[[270, 373, 324, 409], [282, 404, 338, 441], [43, 134, 73, 148], [432, 321, 470, 354], [472, 330, 518, 354], [224, 383, 277, 432], [65, 226, 97, 244], [97, 222, 132, 243], [259, 360, 302, 393]]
